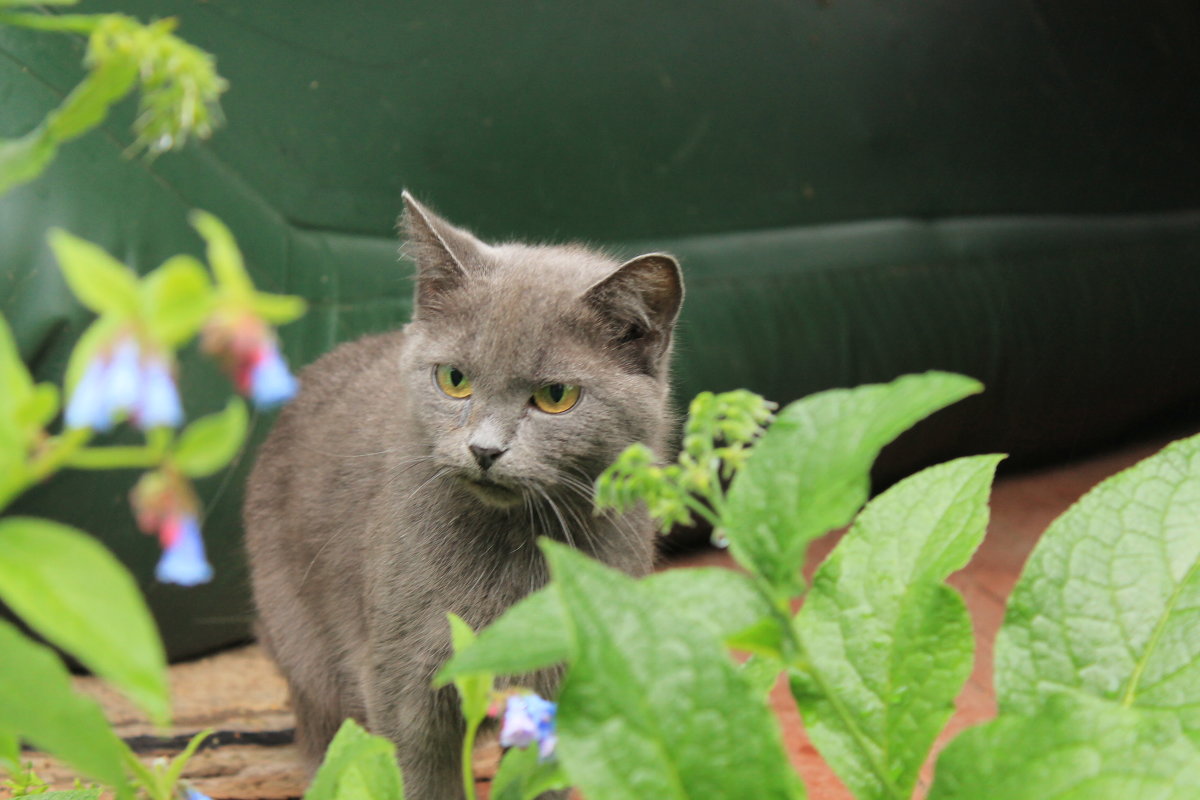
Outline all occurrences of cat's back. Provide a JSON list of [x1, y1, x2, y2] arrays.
[[244, 330, 410, 574]]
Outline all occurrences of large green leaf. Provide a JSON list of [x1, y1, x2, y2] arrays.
[[304, 718, 404, 800], [543, 541, 801, 800], [0, 518, 169, 726], [792, 455, 1001, 800], [723, 371, 982, 594], [47, 229, 141, 316], [0, 728, 18, 771], [436, 565, 770, 687], [995, 433, 1200, 743], [0, 619, 127, 792], [141, 255, 213, 347], [928, 693, 1200, 800], [14, 792, 102, 800], [172, 397, 248, 478], [643, 567, 773, 644]]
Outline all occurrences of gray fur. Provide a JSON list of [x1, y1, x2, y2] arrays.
[[244, 192, 683, 799]]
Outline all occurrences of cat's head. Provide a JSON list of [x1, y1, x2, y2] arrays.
[[397, 192, 683, 511]]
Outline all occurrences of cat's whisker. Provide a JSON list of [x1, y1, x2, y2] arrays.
[[405, 467, 452, 501], [295, 444, 407, 459], [513, 494, 533, 553], [532, 485, 577, 550], [526, 487, 551, 544], [558, 467, 645, 551], [379, 455, 438, 491], [299, 531, 342, 589]]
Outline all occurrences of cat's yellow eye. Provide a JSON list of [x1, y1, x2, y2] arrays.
[[531, 383, 581, 414], [435, 365, 472, 399]]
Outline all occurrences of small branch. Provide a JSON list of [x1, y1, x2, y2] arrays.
[[64, 445, 161, 470]]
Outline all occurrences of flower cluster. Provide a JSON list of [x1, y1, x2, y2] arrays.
[[87, 15, 227, 155], [595, 390, 775, 538], [497, 692, 558, 761], [202, 313, 298, 409], [65, 335, 183, 431], [131, 470, 212, 586]]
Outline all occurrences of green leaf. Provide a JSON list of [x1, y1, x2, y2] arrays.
[[0, 314, 34, 415], [739, 653, 786, 699], [447, 614, 492, 724], [252, 291, 307, 326], [14, 791, 102, 800], [44, 56, 137, 143], [163, 728, 213, 792], [304, 719, 404, 800], [0, 518, 170, 727], [189, 211, 255, 298], [436, 586, 568, 687], [642, 567, 773, 645], [172, 398, 248, 478], [928, 693, 1200, 800], [0, 128, 57, 196], [141, 255, 213, 347], [792, 454, 1001, 800], [0, 11, 96, 31], [0, 728, 18, 771], [0, 619, 127, 791], [543, 540, 802, 800], [16, 383, 60, 431], [490, 744, 570, 800], [0, 0, 83, 9], [723, 371, 982, 594], [725, 617, 787, 660], [437, 566, 771, 687], [47, 229, 140, 316], [995, 432, 1200, 743]]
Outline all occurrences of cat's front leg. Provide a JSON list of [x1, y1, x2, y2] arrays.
[[364, 646, 466, 800]]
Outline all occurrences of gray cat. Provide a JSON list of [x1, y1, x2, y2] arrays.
[[244, 192, 683, 799]]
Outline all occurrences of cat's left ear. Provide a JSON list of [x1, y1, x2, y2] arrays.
[[400, 191, 488, 319], [583, 253, 684, 374]]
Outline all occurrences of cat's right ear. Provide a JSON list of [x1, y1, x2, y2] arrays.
[[399, 191, 485, 319], [583, 252, 684, 375]]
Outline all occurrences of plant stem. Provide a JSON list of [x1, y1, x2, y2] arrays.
[[461, 717, 480, 800], [0, 12, 101, 33], [27, 427, 92, 481], [679, 493, 722, 531], [65, 445, 161, 469], [0, 427, 92, 511]]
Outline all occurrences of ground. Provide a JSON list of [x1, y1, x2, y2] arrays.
[[4, 431, 1178, 800]]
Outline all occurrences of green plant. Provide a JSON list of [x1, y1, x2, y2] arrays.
[[0, 0, 226, 194], [425, 373, 1200, 799], [0, 5, 307, 796], [0, 215, 303, 798]]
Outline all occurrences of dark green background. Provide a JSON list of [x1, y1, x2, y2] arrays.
[[2, 1, 1198, 658]]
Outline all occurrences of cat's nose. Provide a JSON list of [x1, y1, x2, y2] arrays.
[[469, 444, 506, 471]]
